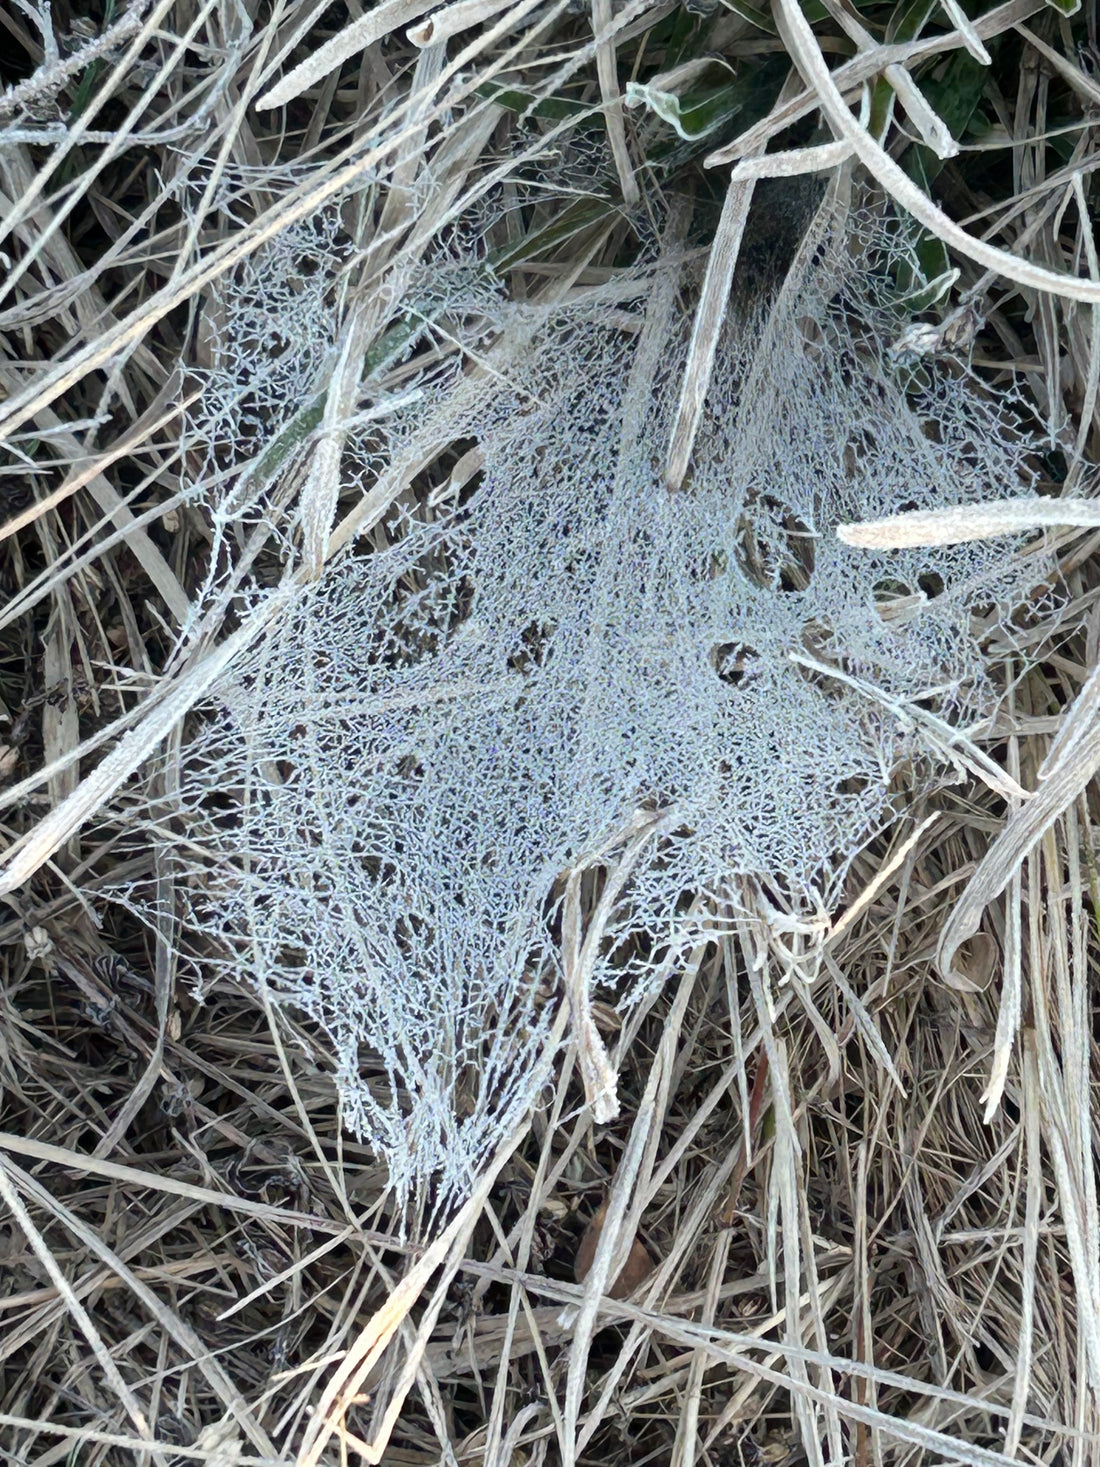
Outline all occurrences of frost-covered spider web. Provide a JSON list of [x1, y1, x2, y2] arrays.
[[162, 194, 1044, 1207]]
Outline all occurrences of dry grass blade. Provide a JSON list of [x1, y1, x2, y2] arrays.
[[729, 139, 852, 182], [592, 0, 639, 206], [1003, 1031, 1043, 1454], [0, 1413, 274, 1462], [0, 594, 296, 895], [839, 496, 1100, 547], [0, 7, 565, 448], [938, 0, 992, 64], [562, 957, 698, 1467], [1015, 23, 1100, 110], [408, 0, 525, 48], [1028, 838, 1100, 1401], [0, 3, 150, 118], [255, 0, 436, 110], [0, 1131, 349, 1234], [0, 1160, 157, 1448], [0, 392, 192, 624], [297, 301, 372, 582], [819, 0, 962, 160], [939, 658, 1100, 985], [665, 174, 755, 489], [297, 1129, 524, 1467], [3, 1156, 278, 1454], [561, 866, 622, 1125]]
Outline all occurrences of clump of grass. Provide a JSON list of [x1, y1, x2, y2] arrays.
[[1, 2, 1100, 1464]]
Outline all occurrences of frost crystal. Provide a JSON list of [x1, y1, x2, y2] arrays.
[[167, 199, 1042, 1206]]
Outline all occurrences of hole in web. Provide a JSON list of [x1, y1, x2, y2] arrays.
[[872, 577, 924, 627], [509, 620, 558, 674], [791, 656, 854, 705], [689, 547, 730, 585], [710, 643, 758, 688], [842, 427, 877, 482], [734, 495, 815, 593], [421, 437, 485, 515], [918, 570, 944, 600], [380, 571, 479, 666], [835, 773, 871, 797]]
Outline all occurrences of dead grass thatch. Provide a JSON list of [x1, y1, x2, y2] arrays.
[[3, 1, 1100, 1463]]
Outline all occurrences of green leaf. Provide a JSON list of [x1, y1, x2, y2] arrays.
[[718, 0, 777, 34], [654, 4, 710, 70], [488, 198, 619, 272], [890, 46, 990, 185], [867, 74, 895, 143], [473, 83, 592, 123], [896, 266, 960, 313], [718, 0, 833, 32], [886, 0, 937, 43], [916, 48, 990, 144], [68, 0, 119, 121], [252, 396, 325, 482], [882, 152, 959, 311], [625, 77, 743, 141], [643, 53, 789, 173]]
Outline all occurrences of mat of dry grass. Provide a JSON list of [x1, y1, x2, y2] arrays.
[[2, 1, 1100, 1464]]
